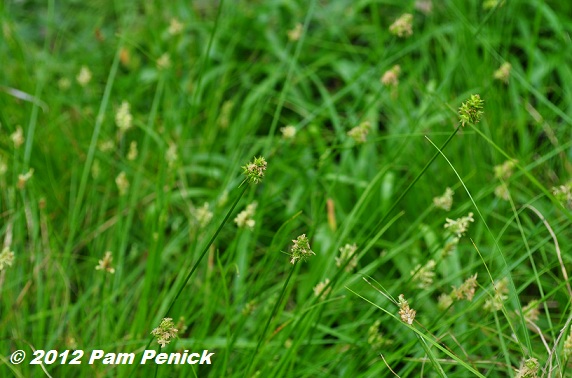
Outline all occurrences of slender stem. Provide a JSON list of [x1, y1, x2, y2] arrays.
[[64, 48, 121, 259], [319, 126, 462, 302], [246, 263, 297, 376], [164, 184, 248, 317], [187, 0, 225, 123], [302, 125, 462, 355], [377, 125, 461, 228], [97, 275, 106, 347], [128, 184, 248, 378]]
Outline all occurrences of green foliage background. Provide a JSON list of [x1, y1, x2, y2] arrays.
[[1, 0, 572, 376]]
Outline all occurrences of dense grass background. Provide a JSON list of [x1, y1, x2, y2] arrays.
[[2, 0, 572, 376]]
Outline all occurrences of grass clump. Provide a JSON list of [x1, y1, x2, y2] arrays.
[[1, 1, 572, 377]]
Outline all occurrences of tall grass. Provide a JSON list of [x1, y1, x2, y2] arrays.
[[1, 0, 572, 376]]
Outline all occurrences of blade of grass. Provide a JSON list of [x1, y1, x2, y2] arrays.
[[425, 135, 533, 357]]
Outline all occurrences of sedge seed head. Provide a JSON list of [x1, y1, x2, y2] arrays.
[[151, 318, 178, 348], [494, 62, 511, 84], [389, 14, 413, 38], [381, 65, 401, 87], [458, 94, 484, 127], [76, 66, 92, 86], [95, 251, 115, 274], [335, 243, 358, 272], [515, 357, 539, 378], [444, 212, 474, 238], [313, 278, 331, 300], [10, 126, 25, 148], [397, 294, 416, 325], [0, 247, 15, 271], [433, 187, 454, 211], [242, 156, 267, 184], [564, 328, 572, 359], [115, 101, 133, 133], [289, 234, 315, 264]]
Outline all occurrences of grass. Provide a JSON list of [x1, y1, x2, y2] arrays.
[[1, 0, 572, 376]]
